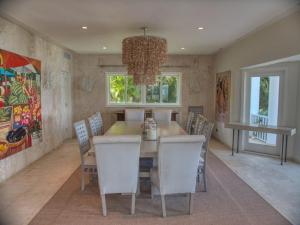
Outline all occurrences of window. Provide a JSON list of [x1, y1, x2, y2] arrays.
[[106, 73, 181, 106]]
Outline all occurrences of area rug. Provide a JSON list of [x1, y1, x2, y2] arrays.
[[29, 152, 291, 225]]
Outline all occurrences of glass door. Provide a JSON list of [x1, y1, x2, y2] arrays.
[[243, 72, 282, 155]]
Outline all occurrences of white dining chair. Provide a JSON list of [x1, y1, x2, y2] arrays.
[[152, 109, 172, 123], [88, 112, 103, 136], [193, 114, 207, 135], [125, 109, 145, 122], [93, 135, 141, 216], [186, 112, 196, 134], [150, 135, 205, 217], [73, 120, 97, 191], [196, 121, 214, 192], [95, 111, 104, 133]]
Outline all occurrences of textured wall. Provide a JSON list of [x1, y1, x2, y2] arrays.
[[213, 10, 300, 161], [0, 17, 74, 182], [73, 54, 214, 130]]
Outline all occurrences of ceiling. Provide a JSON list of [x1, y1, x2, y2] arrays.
[[0, 0, 299, 54]]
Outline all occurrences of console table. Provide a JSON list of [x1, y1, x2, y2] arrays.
[[225, 122, 296, 165]]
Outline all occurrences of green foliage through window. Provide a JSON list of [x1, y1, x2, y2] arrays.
[[107, 73, 180, 105], [259, 77, 269, 116]]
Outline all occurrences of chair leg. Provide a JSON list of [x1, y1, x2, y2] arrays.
[[131, 193, 136, 215], [137, 178, 140, 196], [203, 170, 207, 192], [197, 167, 200, 183], [151, 185, 154, 199], [101, 194, 107, 216], [189, 193, 194, 215], [81, 172, 85, 191], [161, 195, 167, 217]]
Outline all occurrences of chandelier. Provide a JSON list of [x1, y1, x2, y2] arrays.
[[122, 27, 167, 85]]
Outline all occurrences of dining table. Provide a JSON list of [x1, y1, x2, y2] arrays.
[[104, 121, 187, 158]]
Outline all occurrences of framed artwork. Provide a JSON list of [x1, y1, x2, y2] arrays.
[[0, 49, 42, 160], [215, 71, 231, 122]]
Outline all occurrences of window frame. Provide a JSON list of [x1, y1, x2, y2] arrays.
[[105, 72, 182, 107]]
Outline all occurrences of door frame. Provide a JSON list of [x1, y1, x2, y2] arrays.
[[240, 68, 286, 155]]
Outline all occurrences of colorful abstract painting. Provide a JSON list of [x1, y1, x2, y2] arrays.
[[0, 49, 42, 160], [215, 71, 231, 122]]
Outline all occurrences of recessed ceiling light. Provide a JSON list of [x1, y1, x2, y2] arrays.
[[102, 46, 107, 50], [197, 27, 204, 30], [82, 26, 88, 30], [181, 47, 185, 50]]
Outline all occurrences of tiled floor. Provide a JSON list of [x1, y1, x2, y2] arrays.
[[210, 139, 300, 225], [0, 139, 80, 225], [0, 138, 299, 225]]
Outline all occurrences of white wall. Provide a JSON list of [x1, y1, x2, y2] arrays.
[[213, 10, 300, 161], [0, 17, 74, 182]]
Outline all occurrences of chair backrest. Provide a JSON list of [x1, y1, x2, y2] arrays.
[[188, 106, 204, 114], [95, 112, 103, 131], [95, 112, 103, 123], [73, 120, 91, 155], [193, 114, 207, 135], [200, 121, 214, 154], [93, 135, 141, 194], [153, 109, 172, 123], [186, 112, 196, 134], [158, 135, 205, 195], [125, 109, 145, 122], [88, 113, 103, 136]]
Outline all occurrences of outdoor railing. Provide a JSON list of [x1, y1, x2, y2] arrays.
[[250, 113, 268, 143]]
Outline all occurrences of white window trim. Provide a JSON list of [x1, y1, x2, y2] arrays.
[[105, 72, 182, 107]]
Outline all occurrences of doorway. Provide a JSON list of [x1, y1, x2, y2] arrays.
[[243, 71, 283, 155]]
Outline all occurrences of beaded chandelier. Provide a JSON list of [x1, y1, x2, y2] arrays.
[[122, 27, 167, 85]]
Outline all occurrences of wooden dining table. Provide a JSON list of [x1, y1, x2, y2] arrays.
[[104, 121, 187, 158]]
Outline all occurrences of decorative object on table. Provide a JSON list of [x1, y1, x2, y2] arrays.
[[122, 27, 167, 85], [0, 49, 42, 160], [215, 71, 231, 122], [144, 118, 157, 141]]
